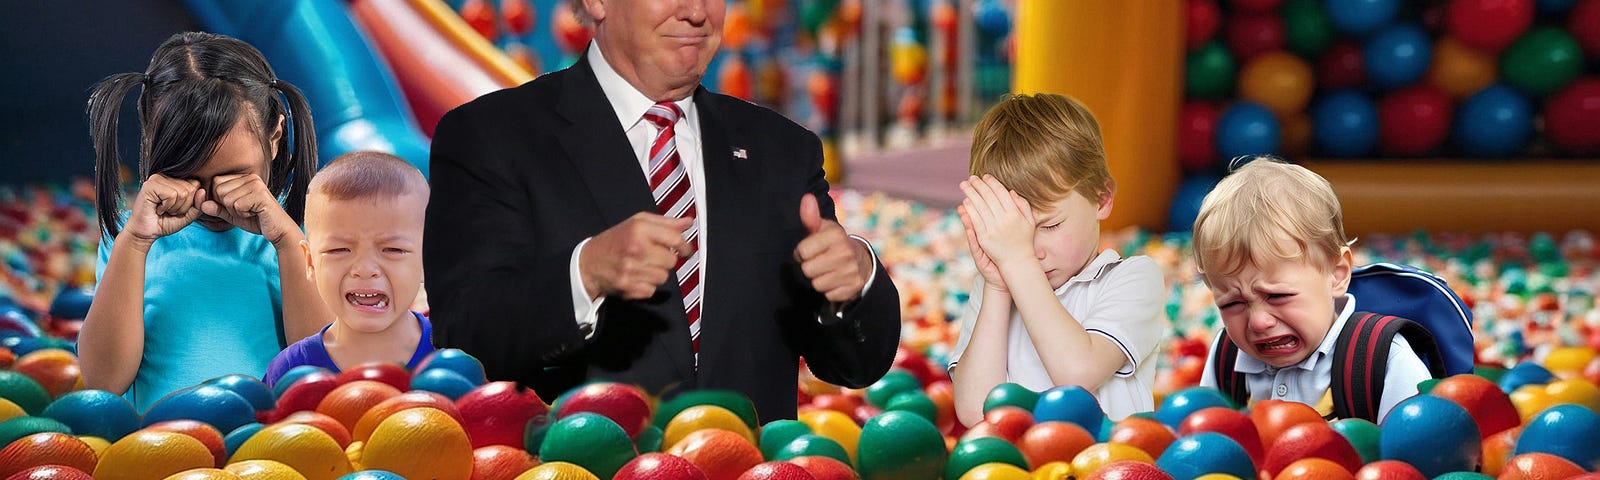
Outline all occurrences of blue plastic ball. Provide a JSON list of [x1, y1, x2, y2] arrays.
[[1215, 102, 1281, 160], [974, 0, 1012, 37], [338, 471, 407, 480], [1156, 432, 1256, 480], [41, 389, 141, 442], [413, 348, 487, 386], [1311, 90, 1380, 157], [1454, 85, 1534, 157], [1498, 362, 1556, 393], [141, 385, 258, 434], [1363, 24, 1433, 90], [224, 422, 264, 458], [204, 374, 276, 413], [272, 365, 332, 398], [410, 368, 477, 400], [1167, 174, 1222, 233], [1032, 385, 1107, 438], [1380, 395, 1482, 478], [47, 286, 94, 320], [1155, 387, 1234, 429], [1513, 404, 1600, 470], [1326, 0, 1401, 36]]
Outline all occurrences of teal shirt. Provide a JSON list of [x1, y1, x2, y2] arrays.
[[96, 222, 286, 412]]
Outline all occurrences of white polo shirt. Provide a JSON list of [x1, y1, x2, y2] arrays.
[[949, 249, 1167, 420], [1199, 293, 1434, 423]]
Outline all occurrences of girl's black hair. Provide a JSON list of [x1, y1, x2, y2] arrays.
[[87, 31, 317, 238]]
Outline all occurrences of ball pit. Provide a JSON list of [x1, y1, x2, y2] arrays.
[[5, 182, 1600, 477]]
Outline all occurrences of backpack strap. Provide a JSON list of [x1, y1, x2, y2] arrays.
[[1331, 312, 1448, 421], [1210, 333, 1251, 409]]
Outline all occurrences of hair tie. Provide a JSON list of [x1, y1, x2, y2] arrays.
[[268, 78, 279, 89], [139, 73, 151, 86]]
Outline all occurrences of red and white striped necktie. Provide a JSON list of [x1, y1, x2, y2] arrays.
[[642, 102, 702, 364]]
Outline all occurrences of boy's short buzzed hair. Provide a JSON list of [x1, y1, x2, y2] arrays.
[[968, 93, 1114, 211], [1192, 158, 1349, 277], [310, 151, 428, 201]]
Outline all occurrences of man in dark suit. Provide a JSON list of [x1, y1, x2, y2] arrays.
[[422, 0, 900, 421]]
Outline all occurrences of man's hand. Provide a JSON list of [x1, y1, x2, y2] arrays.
[[580, 212, 695, 300], [201, 173, 299, 247], [794, 193, 873, 303]]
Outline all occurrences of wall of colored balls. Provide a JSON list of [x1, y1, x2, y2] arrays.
[[1172, 0, 1600, 232]]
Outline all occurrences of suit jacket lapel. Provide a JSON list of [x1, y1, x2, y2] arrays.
[[693, 87, 760, 385], [554, 57, 696, 382], [554, 57, 656, 228]]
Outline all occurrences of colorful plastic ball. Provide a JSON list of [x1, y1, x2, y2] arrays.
[[1431, 473, 1493, 480], [1452, 84, 1534, 156], [1379, 395, 1482, 478], [1239, 51, 1316, 118], [1214, 102, 1281, 160], [1428, 374, 1520, 439], [1513, 404, 1600, 470], [409, 368, 477, 401], [1156, 433, 1256, 480], [1186, 41, 1237, 100], [1153, 387, 1234, 430], [1225, 13, 1287, 61], [1262, 423, 1362, 478], [1231, 0, 1286, 12], [1108, 417, 1178, 460], [1499, 359, 1557, 393], [1499, 452, 1588, 479], [974, 0, 1011, 37], [1178, 101, 1224, 173], [40, 389, 140, 442], [1353, 460, 1426, 480], [1572, 0, 1600, 56], [867, 370, 922, 409], [1363, 24, 1433, 90], [985, 383, 1042, 414], [1445, 0, 1536, 52], [1310, 90, 1379, 157], [1278, 111, 1313, 155], [1377, 85, 1453, 155], [1284, 0, 1337, 56], [1187, 0, 1224, 51], [1073, 443, 1155, 478], [1083, 460, 1174, 480], [1326, 0, 1402, 36], [203, 374, 275, 413], [857, 410, 947, 480], [1031, 385, 1104, 438], [1501, 27, 1585, 96], [1178, 407, 1264, 466], [1328, 418, 1381, 465], [1427, 37, 1499, 98], [1545, 78, 1600, 154], [1167, 174, 1222, 233], [141, 385, 256, 435], [1317, 42, 1367, 90], [946, 437, 1028, 480], [1018, 422, 1096, 468]]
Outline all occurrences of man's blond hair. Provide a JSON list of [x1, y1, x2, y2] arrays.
[[969, 93, 1114, 212], [1192, 158, 1349, 278]]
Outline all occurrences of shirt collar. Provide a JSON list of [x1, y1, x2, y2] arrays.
[[1052, 249, 1124, 295], [1232, 293, 1358, 374], [586, 42, 697, 136]]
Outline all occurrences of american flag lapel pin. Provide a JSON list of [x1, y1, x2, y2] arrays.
[[732, 147, 748, 159]]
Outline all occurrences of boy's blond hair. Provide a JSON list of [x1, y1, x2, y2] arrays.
[[1193, 158, 1349, 278], [309, 151, 429, 202], [969, 93, 1114, 212]]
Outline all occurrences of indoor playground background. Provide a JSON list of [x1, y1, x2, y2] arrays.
[[2, 0, 1600, 478]]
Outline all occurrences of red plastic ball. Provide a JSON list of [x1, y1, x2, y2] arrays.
[[1572, 0, 1600, 57], [1445, 0, 1535, 53], [1230, 0, 1285, 13], [1178, 101, 1223, 173], [1186, 0, 1224, 51], [1378, 84, 1454, 156], [460, 0, 499, 42], [502, 0, 535, 36], [1545, 78, 1600, 154], [1225, 13, 1287, 61], [1317, 42, 1366, 90]]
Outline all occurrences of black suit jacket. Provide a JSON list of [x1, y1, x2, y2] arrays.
[[422, 56, 901, 421]]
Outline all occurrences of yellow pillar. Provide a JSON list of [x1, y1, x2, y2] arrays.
[[1014, 1, 1183, 231]]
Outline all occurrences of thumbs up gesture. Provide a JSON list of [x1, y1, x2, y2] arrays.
[[794, 193, 874, 303]]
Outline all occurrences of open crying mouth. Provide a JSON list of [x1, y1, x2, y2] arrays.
[[1257, 336, 1299, 352], [347, 292, 389, 309]]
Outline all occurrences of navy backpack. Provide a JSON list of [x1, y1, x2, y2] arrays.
[[1211, 262, 1474, 421]]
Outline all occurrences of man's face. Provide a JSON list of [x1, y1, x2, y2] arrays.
[[587, 0, 726, 100]]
